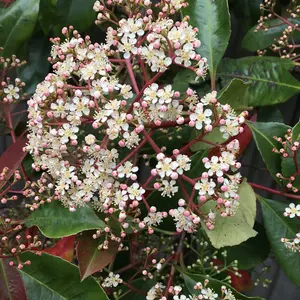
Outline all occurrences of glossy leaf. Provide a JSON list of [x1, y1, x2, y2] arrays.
[[0, 258, 27, 300], [77, 232, 118, 281], [17, 35, 51, 94], [218, 57, 300, 106], [38, 0, 57, 35], [181, 271, 264, 300], [172, 68, 198, 94], [247, 121, 291, 182], [217, 78, 251, 112], [54, 0, 96, 34], [25, 201, 105, 238], [259, 196, 300, 286], [242, 18, 300, 51], [19, 252, 109, 299], [0, 136, 28, 189], [43, 236, 75, 262], [201, 180, 257, 248], [185, 150, 208, 178], [223, 222, 270, 270], [183, 0, 230, 79], [0, 0, 39, 56]]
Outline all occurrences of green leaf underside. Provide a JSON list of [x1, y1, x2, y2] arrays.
[[259, 197, 300, 286], [25, 201, 105, 238], [201, 180, 257, 248], [0, 0, 40, 56], [183, 0, 230, 78], [20, 252, 108, 300], [218, 57, 300, 106], [180, 271, 264, 300], [247, 121, 291, 183], [242, 18, 300, 51]]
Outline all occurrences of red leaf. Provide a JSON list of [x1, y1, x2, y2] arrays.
[[0, 258, 27, 300], [43, 236, 75, 262], [0, 137, 28, 189], [230, 269, 253, 292], [77, 233, 118, 281]]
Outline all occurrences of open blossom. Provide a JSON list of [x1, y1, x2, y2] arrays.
[[4, 84, 20, 100], [284, 203, 300, 218], [189, 103, 213, 130], [102, 272, 122, 288]]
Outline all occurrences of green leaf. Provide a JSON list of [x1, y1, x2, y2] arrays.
[[0, 0, 40, 56], [183, 0, 230, 79], [218, 57, 300, 106], [181, 271, 264, 300], [39, 0, 57, 35], [172, 68, 197, 94], [259, 196, 300, 286], [190, 128, 227, 152], [292, 120, 300, 142], [247, 121, 291, 182], [54, 0, 96, 34], [77, 232, 118, 281], [242, 18, 300, 51], [25, 201, 105, 238], [217, 78, 251, 112], [201, 180, 257, 248], [223, 222, 270, 270], [17, 35, 51, 94], [257, 107, 284, 123], [20, 252, 109, 299], [185, 150, 208, 179]]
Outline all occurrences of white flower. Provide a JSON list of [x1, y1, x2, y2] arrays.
[[102, 272, 122, 288], [117, 161, 138, 178], [195, 178, 216, 196], [4, 84, 20, 100], [144, 212, 164, 226], [204, 156, 224, 177], [189, 103, 212, 130], [146, 283, 164, 300], [159, 180, 178, 197], [156, 157, 178, 178], [58, 123, 79, 144], [176, 154, 191, 174], [201, 287, 218, 300], [85, 134, 96, 145], [127, 183, 145, 201], [285, 203, 300, 218]]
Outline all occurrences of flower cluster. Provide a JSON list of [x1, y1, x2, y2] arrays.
[[147, 280, 238, 300], [26, 0, 246, 254]]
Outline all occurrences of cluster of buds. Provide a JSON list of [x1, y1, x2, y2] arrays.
[[256, 0, 300, 59], [0, 219, 42, 269], [0, 167, 22, 204], [273, 128, 300, 193], [150, 279, 238, 300]]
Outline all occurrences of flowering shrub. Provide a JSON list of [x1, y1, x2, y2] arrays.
[[0, 0, 300, 299]]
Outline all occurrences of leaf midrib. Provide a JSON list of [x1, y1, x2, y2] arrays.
[[0, 259, 13, 300], [217, 72, 300, 90], [21, 270, 68, 299]]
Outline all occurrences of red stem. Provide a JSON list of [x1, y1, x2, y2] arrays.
[[249, 182, 300, 200], [125, 59, 140, 95]]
